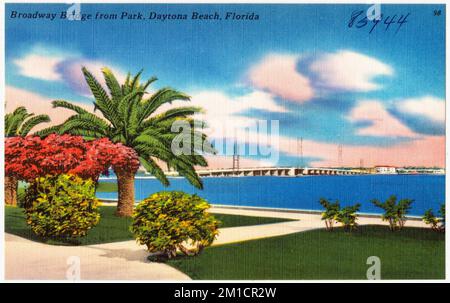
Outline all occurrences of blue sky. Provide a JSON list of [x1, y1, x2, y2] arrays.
[[5, 3, 446, 167]]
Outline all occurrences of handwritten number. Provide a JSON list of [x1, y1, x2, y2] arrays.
[[396, 13, 409, 34], [349, 10, 409, 34], [384, 15, 397, 31], [348, 10, 363, 28]]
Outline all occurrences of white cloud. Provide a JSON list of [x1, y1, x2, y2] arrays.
[[12, 46, 126, 96], [309, 50, 393, 91], [245, 50, 393, 102], [396, 96, 445, 123], [58, 59, 127, 96], [181, 90, 286, 134], [247, 54, 314, 102], [347, 100, 417, 138], [14, 54, 65, 81], [162, 90, 286, 162], [5, 86, 94, 132]]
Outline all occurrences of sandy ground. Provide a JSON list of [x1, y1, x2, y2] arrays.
[[5, 206, 428, 280]]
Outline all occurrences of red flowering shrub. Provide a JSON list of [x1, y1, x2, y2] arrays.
[[5, 134, 139, 182], [5, 134, 87, 182], [70, 138, 140, 179]]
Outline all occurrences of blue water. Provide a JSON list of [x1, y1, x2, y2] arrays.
[[97, 175, 445, 216]]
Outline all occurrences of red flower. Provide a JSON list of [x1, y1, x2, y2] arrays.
[[5, 134, 139, 182]]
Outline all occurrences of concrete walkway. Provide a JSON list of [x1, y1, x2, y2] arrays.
[[209, 207, 427, 245], [5, 206, 428, 280], [5, 233, 191, 280]]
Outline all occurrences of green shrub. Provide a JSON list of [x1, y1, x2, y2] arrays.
[[440, 204, 445, 230], [319, 198, 360, 232], [25, 174, 100, 238], [319, 198, 340, 231], [423, 204, 445, 233], [423, 209, 440, 232], [336, 204, 361, 232], [371, 195, 413, 231], [131, 191, 219, 261]]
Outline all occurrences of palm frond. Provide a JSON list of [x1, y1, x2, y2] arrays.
[[169, 158, 203, 189], [82, 67, 121, 128], [138, 88, 191, 124], [122, 72, 131, 95], [153, 106, 203, 123], [101, 67, 122, 102], [34, 125, 63, 138], [52, 100, 89, 115], [18, 114, 51, 136], [139, 156, 169, 186], [130, 69, 143, 91], [134, 133, 170, 151], [5, 107, 32, 136], [59, 115, 109, 138], [117, 90, 144, 122], [140, 76, 158, 91]]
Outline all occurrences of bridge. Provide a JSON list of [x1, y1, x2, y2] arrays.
[[194, 167, 366, 177]]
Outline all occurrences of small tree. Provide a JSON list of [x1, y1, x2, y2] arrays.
[[4, 106, 51, 206], [319, 198, 340, 231], [371, 195, 414, 231], [423, 209, 441, 232], [336, 204, 361, 232], [423, 203, 445, 233], [440, 204, 445, 231]]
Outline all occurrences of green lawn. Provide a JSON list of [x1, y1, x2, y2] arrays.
[[213, 213, 294, 228], [5, 206, 134, 245], [96, 181, 118, 192], [168, 225, 445, 280], [5, 206, 293, 245]]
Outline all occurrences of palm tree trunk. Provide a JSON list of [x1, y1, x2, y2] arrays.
[[115, 170, 135, 217], [5, 176, 18, 206]]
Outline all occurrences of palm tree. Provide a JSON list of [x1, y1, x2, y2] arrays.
[[38, 67, 216, 217], [5, 106, 50, 206]]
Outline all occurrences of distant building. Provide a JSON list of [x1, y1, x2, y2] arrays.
[[430, 168, 445, 174], [397, 167, 445, 175], [375, 165, 397, 174]]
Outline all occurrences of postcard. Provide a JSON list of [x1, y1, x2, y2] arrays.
[[1, 1, 446, 287]]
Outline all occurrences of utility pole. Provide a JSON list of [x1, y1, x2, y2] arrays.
[[338, 144, 343, 168], [297, 137, 304, 168], [232, 140, 239, 173]]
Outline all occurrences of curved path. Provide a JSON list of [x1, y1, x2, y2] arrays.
[[5, 233, 191, 280], [5, 207, 427, 280]]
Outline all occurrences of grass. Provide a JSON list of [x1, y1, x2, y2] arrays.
[[167, 225, 445, 280], [5, 206, 133, 245], [96, 181, 118, 192], [213, 213, 294, 228], [5, 206, 293, 246]]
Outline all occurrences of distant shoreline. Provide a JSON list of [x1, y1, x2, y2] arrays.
[[99, 173, 444, 180], [97, 198, 424, 221]]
